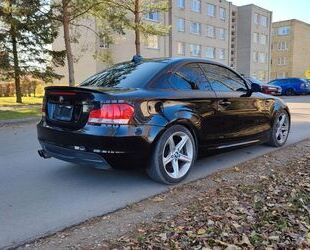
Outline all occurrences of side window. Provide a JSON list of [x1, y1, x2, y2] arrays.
[[170, 63, 212, 91], [201, 64, 247, 92]]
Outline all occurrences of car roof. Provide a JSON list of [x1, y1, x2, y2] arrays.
[[272, 77, 304, 81], [146, 57, 229, 67]]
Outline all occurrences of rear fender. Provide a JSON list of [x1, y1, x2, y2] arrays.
[[150, 109, 201, 151]]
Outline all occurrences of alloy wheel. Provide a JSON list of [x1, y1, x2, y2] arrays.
[[275, 113, 289, 144], [162, 131, 194, 179]]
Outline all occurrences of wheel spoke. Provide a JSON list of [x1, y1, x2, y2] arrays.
[[276, 129, 281, 138], [172, 159, 179, 178], [279, 115, 286, 127], [168, 137, 175, 152], [175, 136, 188, 151], [179, 153, 191, 163], [163, 154, 172, 166]]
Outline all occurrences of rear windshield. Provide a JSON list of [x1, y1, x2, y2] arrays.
[[80, 61, 167, 88]]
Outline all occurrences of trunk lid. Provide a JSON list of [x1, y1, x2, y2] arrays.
[[44, 86, 111, 130]]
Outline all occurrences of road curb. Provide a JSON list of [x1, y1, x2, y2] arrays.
[[0, 117, 40, 127]]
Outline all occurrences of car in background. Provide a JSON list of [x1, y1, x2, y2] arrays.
[[268, 78, 310, 96], [246, 77, 282, 96]]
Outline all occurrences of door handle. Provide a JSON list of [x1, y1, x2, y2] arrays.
[[219, 100, 231, 106]]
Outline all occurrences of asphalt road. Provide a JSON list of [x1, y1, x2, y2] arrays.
[[1, 96, 310, 249]]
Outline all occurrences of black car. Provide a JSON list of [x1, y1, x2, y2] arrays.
[[37, 58, 290, 184], [245, 77, 282, 96]]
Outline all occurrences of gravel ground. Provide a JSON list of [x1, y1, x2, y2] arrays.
[[19, 140, 310, 250]]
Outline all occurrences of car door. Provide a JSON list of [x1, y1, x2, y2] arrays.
[[154, 63, 218, 146], [200, 63, 270, 146]]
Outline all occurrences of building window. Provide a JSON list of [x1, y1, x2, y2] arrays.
[[207, 25, 215, 38], [253, 51, 258, 62], [277, 72, 286, 78], [177, 42, 185, 55], [177, 0, 185, 9], [219, 7, 226, 20], [207, 4, 216, 17], [189, 44, 201, 57], [145, 12, 159, 22], [191, 0, 201, 12], [253, 32, 259, 43], [278, 41, 288, 50], [259, 34, 267, 45], [259, 52, 266, 63], [190, 22, 201, 35], [177, 18, 185, 32], [278, 57, 287, 65], [218, 48, 225, 60], [218, 28, 226, 40], [254, 13, 259, 24], [278, 26, 290, 36], [206, 47, 215, 59], [146, 35, 159, 49], [260, 15, 267, 27]]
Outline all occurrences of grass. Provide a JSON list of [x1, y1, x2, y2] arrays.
[[0, 107, 41, 121], [0, 96, 43, 106]]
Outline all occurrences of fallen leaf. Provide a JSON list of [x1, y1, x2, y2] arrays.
[[197, 228, 206, 235], [152, 197, 164, 202]]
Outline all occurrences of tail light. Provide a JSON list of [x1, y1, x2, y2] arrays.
[[88, 103, 134, 124]]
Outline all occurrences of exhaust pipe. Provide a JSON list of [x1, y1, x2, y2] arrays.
[[38, 149, 51, 159]]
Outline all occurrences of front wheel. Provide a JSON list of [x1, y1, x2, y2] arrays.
[[285, 88, 295, 96], [147, 125, 196, 184], [267, 110, 290, 147]]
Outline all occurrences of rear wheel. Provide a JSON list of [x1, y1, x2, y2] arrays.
[[147, 125, 196, 184], [285, 88, 295, 96], [267, 110, 290, 147]]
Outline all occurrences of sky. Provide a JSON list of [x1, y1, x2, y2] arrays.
[[231, 0, 310, 23]]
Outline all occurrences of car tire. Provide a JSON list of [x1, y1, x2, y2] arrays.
[[267, 110, 290, 147], [147, 125, 197, 184], [285, 88, 295, 96]]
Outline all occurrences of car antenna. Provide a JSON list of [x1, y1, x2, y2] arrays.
[[132, 54, 143, 64]]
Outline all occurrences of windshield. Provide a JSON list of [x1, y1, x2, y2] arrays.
[[80, 61, 168, 88]]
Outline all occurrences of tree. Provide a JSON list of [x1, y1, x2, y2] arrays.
[[102, 0, 170, 56], [51, 0, 111, 86], [0, 0, 65, 103]]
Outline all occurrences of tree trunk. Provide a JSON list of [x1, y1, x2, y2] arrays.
[[134, 0, 141, 56], [11, 25, 22, 103], [62, 0, 75, 86]]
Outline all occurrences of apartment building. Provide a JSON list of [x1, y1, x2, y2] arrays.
[[236, 4, 272, 82], [53, 1, 272, 84], [271, 19, 310, 79], [170, 0, 233, 65]]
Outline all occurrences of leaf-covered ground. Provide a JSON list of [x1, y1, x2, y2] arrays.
[[20, 140, 310, 250], [108, 147, 310, 249]]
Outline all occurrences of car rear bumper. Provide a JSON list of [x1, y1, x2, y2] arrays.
[[264, 89, 282, 95], [37, 120, 164, 167], [39, 142, 112, 169]]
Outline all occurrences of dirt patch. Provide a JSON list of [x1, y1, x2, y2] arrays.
[[19, 140, 310, 249]]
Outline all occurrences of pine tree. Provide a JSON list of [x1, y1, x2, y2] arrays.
[[0, 0, 65, 103]]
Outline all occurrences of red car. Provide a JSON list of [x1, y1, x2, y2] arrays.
[[246, 77, 282, 96]]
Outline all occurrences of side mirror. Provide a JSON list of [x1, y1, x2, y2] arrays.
[[250, 82, 262, 93]]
